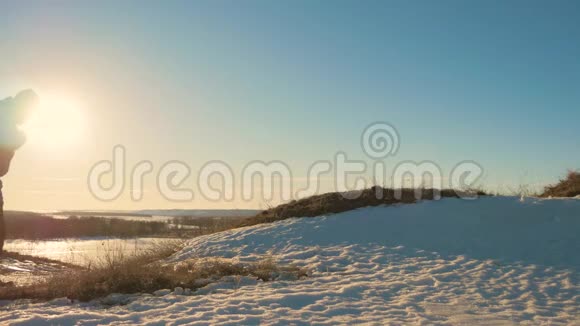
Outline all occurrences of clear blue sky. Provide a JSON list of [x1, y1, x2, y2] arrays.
[[1, 0, 579, 209]]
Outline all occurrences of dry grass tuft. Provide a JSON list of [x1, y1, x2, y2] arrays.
[[0, 242, 306, 302]]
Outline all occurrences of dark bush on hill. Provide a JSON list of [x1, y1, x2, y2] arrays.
[[240, 187, 487, 227], [541, 171, 580, 198]]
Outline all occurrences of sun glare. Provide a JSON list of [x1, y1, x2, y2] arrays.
[[23, 95, 86, 150]]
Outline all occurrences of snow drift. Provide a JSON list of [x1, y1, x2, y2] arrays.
[[172, 196, 580, 269], [2, 197, 579, 325]]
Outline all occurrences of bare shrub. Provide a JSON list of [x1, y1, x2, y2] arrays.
[[541, 170, 580, 198]]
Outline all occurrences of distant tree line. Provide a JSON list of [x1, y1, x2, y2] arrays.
[[5, 213, 170, 240], [4, 212, 249, 240]]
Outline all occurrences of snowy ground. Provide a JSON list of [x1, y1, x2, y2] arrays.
[[0, 256, 71, 287], [1, 197, 579, 325]]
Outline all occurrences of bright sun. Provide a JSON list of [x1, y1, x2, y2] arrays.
[[23, 95, 86, 150]]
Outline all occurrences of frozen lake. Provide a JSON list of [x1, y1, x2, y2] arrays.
[[4, 237, 175, 266]]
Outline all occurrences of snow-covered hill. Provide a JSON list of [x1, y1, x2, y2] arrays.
[[2, 197, 579, 325]]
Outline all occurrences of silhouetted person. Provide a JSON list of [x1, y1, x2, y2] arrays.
[[0, 90, 37, 254]]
